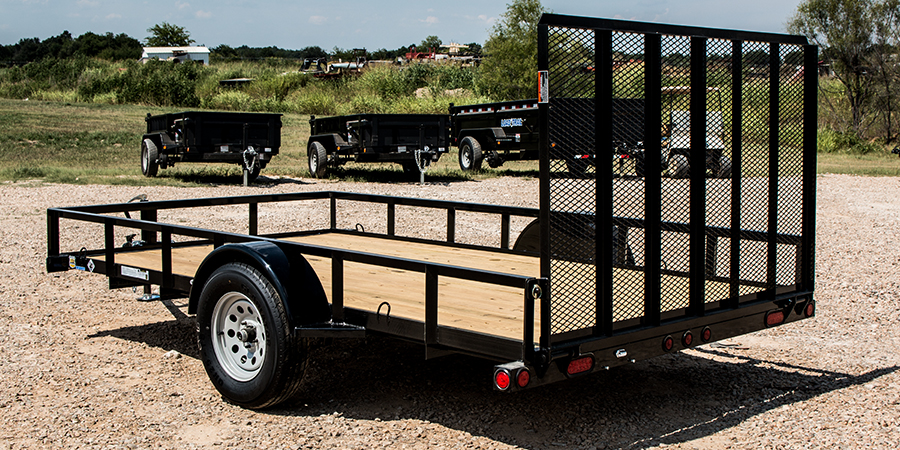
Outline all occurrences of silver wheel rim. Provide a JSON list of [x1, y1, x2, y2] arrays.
[[310, 149, 319, 173], [460, 145, 471, 169], [211, 292, 267, 382]]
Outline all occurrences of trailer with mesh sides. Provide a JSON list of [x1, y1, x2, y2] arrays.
[[46, 13, 817, 409]]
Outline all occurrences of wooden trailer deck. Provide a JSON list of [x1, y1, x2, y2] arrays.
[[103, 233, 749, 343], [106, 233, 542, 342]]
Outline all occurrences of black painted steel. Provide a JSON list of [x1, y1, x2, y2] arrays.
[[537, 13, 816, 357], [47, 13, 818, 394]]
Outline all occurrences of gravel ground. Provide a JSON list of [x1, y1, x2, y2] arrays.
[[1, 173, 898, 449]]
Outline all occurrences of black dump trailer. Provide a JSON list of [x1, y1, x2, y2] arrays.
[[449, 98, 648, 176], [48, 14, 817, 409], [141, 111, 282, 183], [307, 113, 450, 178], [449, 99, 540, 171]]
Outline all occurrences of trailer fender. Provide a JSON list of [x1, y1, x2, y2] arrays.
[[188, 241, 331, 328], [308, 134, 346, 153], [456, 128, 505, 150]]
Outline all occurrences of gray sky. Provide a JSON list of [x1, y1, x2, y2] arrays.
[[1, 0, 805, 49]]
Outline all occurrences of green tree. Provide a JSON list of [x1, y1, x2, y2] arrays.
[[145, 22, 195, 47], [419, 35, 442, 52], [788, 0, 900, 138], [476, 0, 547, 100]]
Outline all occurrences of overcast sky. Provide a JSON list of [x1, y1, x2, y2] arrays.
[[1, 0, 805, 50]]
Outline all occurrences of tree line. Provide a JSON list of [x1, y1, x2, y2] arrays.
[[1, 27, 483, 67], [0, 31, 142, 64]]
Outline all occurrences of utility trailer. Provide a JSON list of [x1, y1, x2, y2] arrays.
[[449, 99, 540, 171], [141, 111, 282, 183], [307, 113, 450, 178], [449, 98, 648, 176], [47, 14, 817, 409]]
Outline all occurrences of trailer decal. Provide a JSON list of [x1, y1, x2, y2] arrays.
[[121, 265, 149, 281]]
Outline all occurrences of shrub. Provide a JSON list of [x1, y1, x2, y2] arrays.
[[206, 90, 252, 110], [817, 128, 883, 155]]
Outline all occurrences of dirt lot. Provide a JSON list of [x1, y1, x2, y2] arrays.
[[1, 173, 898, 449]]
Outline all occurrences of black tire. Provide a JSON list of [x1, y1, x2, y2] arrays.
[[308, 141, 327, 178], [197, 262, 309, 409], [566, 158, 590, 178], [245, 164, 261, 183], [634, 153, 646, 178], [458, 136, 484, 171], [141, 139, 159, 177], [401, 161, 420, 175], [668, 154, 689, 179], [716, 155, 733, 178]]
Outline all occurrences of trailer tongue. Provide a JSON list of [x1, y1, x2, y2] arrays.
[[46, 13, 817, 408]]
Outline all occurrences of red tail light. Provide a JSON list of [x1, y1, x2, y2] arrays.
[[765, 311, 785, 327], [494, 370, 511, 390], [516, 369, 531, 388], [682, 330, 693, 347], [804, 301, 815, 317], [662, 335, 674, 352], [567, 356, 594, 376], [701, 327, 712, 342]]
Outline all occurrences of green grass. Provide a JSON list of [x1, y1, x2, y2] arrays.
[[0, 98, 539, 186], [2, 98, 899, 186], [816, 152, 900, 176]]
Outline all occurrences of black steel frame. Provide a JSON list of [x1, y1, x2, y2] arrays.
[[46, 13, 818, 392], [536, 14, 817, 359], [47, 191, 542, 363]]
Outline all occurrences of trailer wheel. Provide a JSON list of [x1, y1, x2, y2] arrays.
[[716, 155, 732, 178], [634, 153, 646, 177], [245, 164, 261, 183], [458, 137, 484, 171], [197, 262, 309, 409], [141, 139, 159, 177], [667, 154, 689, 179], [566, 158, 590, 178], [308, 141, 327, 178]]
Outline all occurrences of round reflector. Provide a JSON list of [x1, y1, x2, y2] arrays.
[[495, 370, 511, 390], [804, 302, 815, 317], [682, 331, 693, 347], [662, 335, 674, 352], [701, 327, 712, 342], [516, 369, 531, 388]]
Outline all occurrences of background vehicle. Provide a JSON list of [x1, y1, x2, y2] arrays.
[[141, 111, 282, 184], [306, 113, 449, 178], [449, 99, 540, 171]]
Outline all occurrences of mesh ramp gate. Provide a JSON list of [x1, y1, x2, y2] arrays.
[[536, 15, 817, 344]]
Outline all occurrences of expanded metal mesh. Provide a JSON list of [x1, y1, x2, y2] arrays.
[[547, 26, 598, 333], [543, 19, 813, 337]]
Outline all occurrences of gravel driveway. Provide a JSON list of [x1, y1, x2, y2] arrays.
[[1, 174, 898, 449]]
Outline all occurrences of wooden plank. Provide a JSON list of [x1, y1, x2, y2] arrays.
[[99, 232, 749, 343]]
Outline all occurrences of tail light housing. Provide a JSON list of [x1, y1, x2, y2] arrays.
[[701, 327, 712, 342], [516, 369, 531, 388], [804, 301, 815, 318], [765, 310, 785, 327], [494, 369, 511, 391], [662, 335, 674, 352], [681, 330, 693, 347], [566, 355, 595, 376]]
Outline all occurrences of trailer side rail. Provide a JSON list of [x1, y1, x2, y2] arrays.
[[47, 191, 541, 362]]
